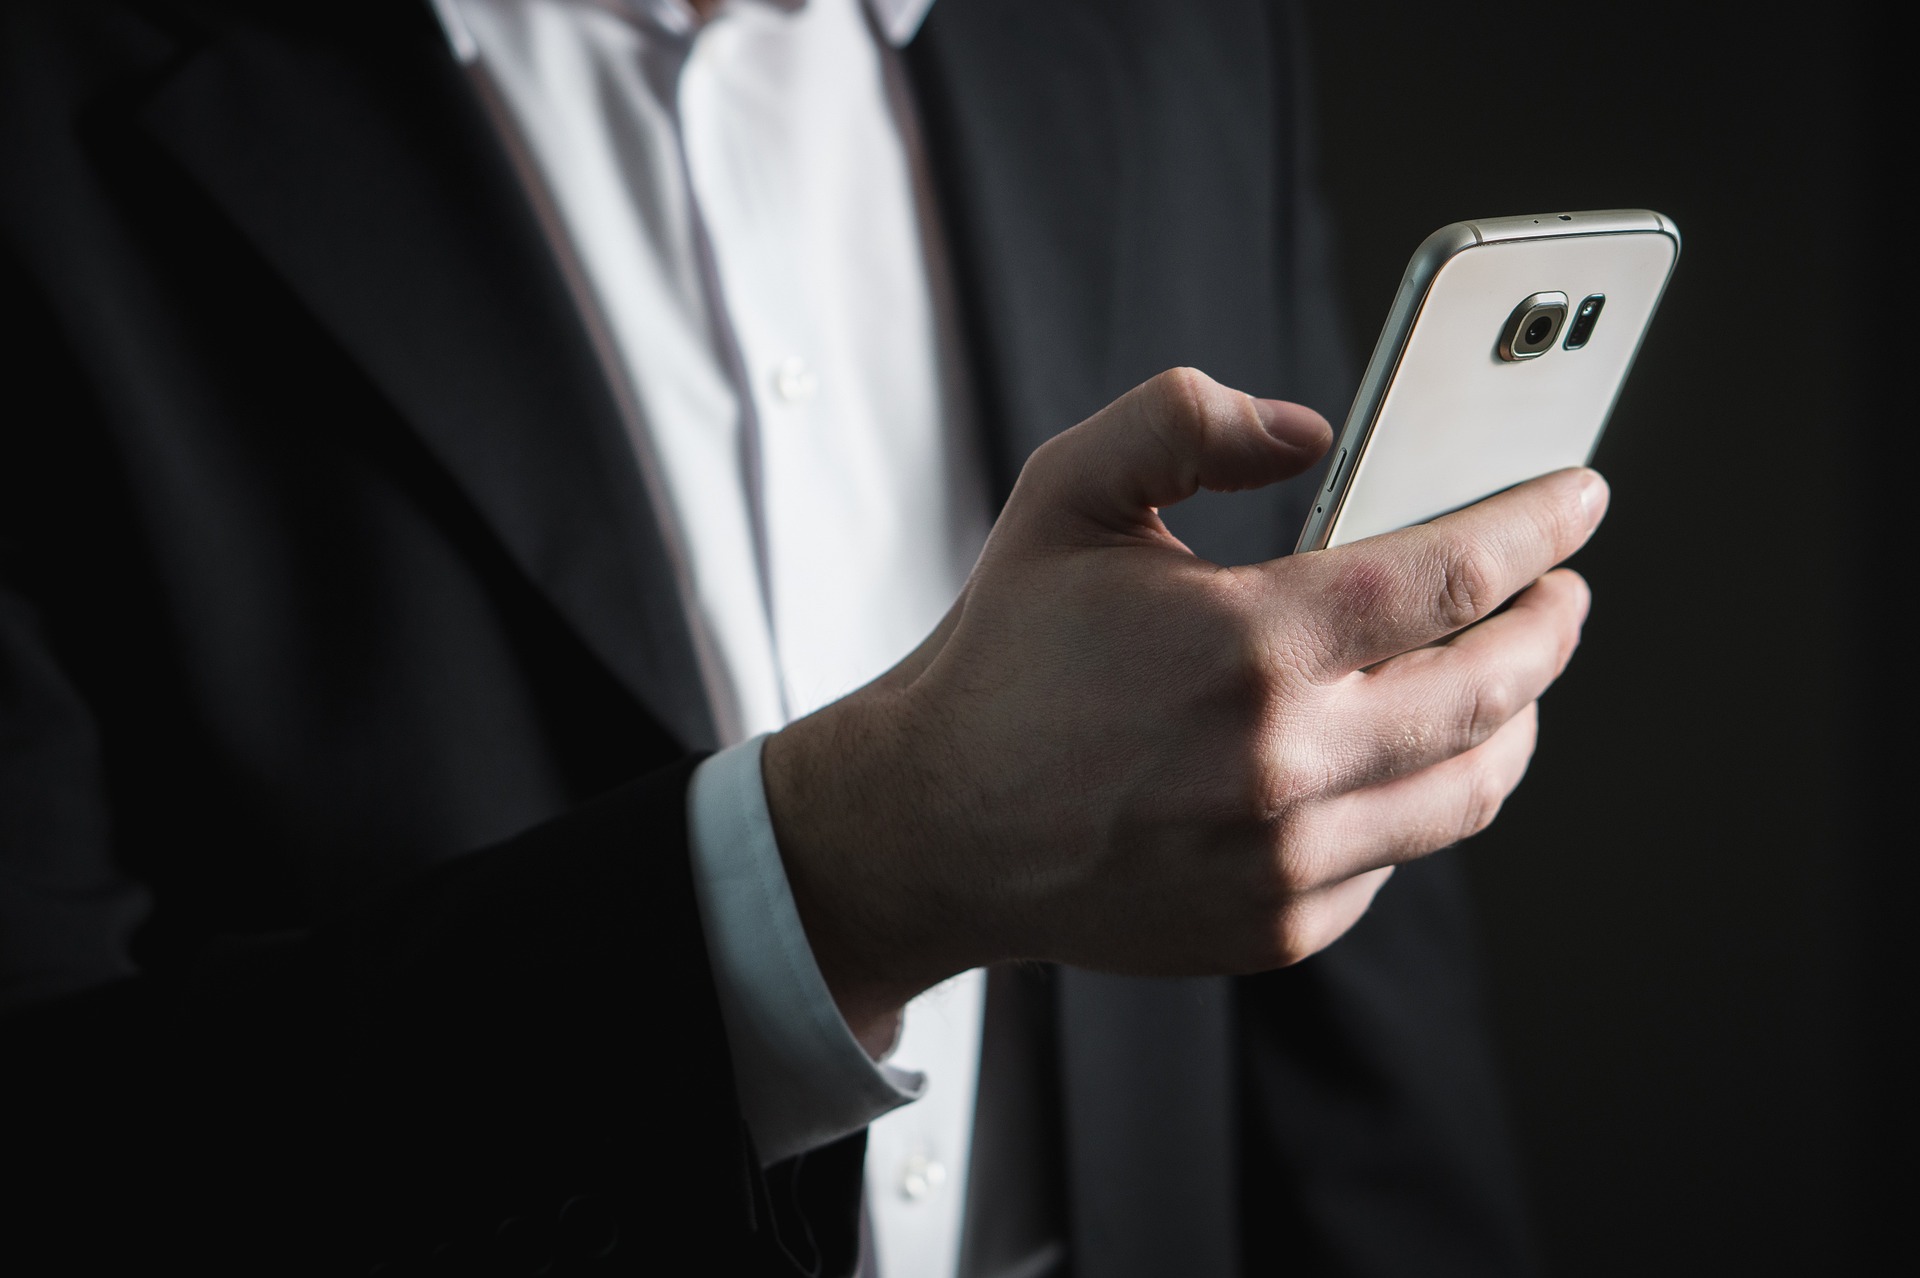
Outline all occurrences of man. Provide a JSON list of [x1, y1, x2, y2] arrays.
[[1, 0, 1589, 1273]]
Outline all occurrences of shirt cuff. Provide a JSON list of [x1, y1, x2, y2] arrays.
[[686, 734, 923, 1167]]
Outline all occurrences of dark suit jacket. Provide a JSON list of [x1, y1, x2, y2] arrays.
[[0, 1, 1532, 1273]]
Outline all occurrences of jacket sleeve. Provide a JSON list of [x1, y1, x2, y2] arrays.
[[0, 565, 865, 1275], [0, 216, 858, 1278], [0, 600, 732, 1275]]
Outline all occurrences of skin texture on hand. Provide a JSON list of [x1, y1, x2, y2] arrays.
[[763, 368, 1606, 1054]]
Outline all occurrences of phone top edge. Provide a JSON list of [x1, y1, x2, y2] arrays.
[[1653, 210, 1682, 258], [1409, 221, 1483, 280], [1466, 208, 1679, 246]]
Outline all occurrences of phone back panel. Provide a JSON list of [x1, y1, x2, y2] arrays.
[[1316, 218, 1678, 549]]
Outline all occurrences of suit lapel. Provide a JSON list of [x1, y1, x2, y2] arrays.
[[135, 0, 717, 750], [908, 9, 1241, 1276]]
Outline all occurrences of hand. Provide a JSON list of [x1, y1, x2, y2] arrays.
[[764, 368, 1605, 1052]]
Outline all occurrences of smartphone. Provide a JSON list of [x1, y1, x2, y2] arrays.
[[1295, 209, 1680, 552]]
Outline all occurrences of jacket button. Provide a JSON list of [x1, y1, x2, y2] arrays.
[[557, 1195, 620, 1259]]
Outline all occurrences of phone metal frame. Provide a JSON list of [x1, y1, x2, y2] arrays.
[[1294, 209, 1681, 554]]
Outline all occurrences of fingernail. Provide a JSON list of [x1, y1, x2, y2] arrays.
[[1578, 471, 1610, 528], [1256, 398, 1327, 451]]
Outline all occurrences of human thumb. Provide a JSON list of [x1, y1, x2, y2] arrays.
[[1013, 367, 1330, 541]]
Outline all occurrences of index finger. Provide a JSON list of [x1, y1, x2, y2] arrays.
[[1274, 467, 1608, 678]]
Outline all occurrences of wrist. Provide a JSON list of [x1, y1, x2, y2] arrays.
[[762, 689, 975, 1053]]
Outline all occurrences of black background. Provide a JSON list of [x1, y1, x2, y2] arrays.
[[1302, 5, 1903, 1273]]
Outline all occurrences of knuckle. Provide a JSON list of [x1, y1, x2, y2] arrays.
[[1272, 935, 1315, 968], [1272, 852, 1318, 902], [1262, 718, 1336, 808], [1140, 367, 1213, 449], [1544, 478, 1592, 554], [1436, 541, 1499, 632], [1221, 751, 1281, 826], [1461, 668, 1519, 750], [1215, 589, 1279, 693], [1208, 593, 1327, 809], [1209, 635, 1275, 736], [1516, 701, 1542, 755], [1021, 432, 1070, 488], [1266, 812, 1330, 897], [1148, 366, 1212, 420], [1268, 898, 1328, 968], [1557, 601, 1589, 670], [1189, 698, 1285, 824], [1265, 753, 1322, 810], [1457, 762, 1510, 843]]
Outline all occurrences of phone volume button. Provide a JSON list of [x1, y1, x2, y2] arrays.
[[1325, 448, 1347, 493]]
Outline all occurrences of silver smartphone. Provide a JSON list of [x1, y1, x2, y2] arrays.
[[1295, 209, 1680, 552]]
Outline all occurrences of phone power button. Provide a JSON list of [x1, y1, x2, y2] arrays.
[[1325, 448, 1347, 493]]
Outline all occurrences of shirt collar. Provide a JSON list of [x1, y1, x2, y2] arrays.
[[430, 0, 936, 61]]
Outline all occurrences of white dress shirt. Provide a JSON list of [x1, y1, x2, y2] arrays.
[[429, 2, 992, 1275]]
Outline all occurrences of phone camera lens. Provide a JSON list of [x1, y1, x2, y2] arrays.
[[1498, 292, 1569, 361]]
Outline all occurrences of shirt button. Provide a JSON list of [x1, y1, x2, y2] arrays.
[[772, 355, 818, 405], [898, 1150, 948, 1202]]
